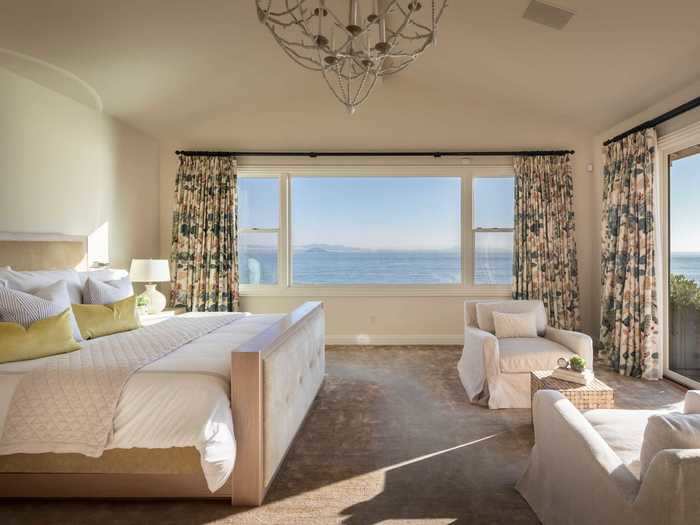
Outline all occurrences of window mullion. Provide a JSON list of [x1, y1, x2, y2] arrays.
[[280, 173, 290, 288], [462, 169, 472, 287]]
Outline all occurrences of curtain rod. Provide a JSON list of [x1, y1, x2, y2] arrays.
[[174, 149, 575, 158], [603, 95, 700, 146]]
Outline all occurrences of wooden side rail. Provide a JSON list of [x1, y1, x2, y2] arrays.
[[230, 301, 324, 506]]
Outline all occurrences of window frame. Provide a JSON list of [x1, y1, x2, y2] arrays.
[[238, 162, 514, 298], [471, 175, 516, 286], [237, 174, 284, 287], [659, 120, 700, 389]]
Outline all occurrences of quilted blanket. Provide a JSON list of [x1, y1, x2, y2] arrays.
[[0, 315, 240, 456]]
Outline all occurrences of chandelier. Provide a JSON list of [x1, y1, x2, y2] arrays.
[[255, 0, 448, 113]]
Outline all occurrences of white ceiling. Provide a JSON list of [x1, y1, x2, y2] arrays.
[[1, 0, 699, 148]]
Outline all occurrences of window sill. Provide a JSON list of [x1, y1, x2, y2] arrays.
[[239, 285, 512, 298]]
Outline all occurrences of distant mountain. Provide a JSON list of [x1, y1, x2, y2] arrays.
[[295, 244, 363, 253], [246, 243, 492, 253], [292, 244, 466, 253]]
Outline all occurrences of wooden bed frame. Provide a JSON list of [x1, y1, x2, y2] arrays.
[[0, 233, 326, 506]]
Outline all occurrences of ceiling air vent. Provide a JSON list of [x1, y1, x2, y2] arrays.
[[523, 0, 575, 30]]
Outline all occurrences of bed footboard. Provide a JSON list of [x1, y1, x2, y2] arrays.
[[230, 301, 325, 506]]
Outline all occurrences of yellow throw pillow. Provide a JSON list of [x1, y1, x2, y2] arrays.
[[72, 295, 141, 340], [0, 309, 81, 364]]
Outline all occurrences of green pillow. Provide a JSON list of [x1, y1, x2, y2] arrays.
[[72, 295, 141, 340], [0, 309, 81, 364]]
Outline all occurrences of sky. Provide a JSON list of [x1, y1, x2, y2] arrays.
[[239, 176, 515, 251], [238, 157, 700, 253], [670, 152, 700, 253]]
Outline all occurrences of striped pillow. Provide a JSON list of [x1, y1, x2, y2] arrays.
[[0, 282, 82, 342], [0, 287, 64, 326], [83, 276, 133, 305]]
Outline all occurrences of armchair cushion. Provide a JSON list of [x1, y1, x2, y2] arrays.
[[584, 408, 659, 479], [493, 311, 538, 338], [499, 337, 575, 373], [475, 300, 547, 335], [640, 412, 700, 479]]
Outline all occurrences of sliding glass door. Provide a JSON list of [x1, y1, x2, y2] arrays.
[[668, 143, 700, 387]]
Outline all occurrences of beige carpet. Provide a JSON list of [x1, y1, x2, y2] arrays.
[[0, 346, 685, 525]]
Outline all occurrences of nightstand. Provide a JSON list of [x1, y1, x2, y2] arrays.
[[139, 307, 186, 326]]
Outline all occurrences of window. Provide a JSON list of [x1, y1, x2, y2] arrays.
[[238, 165, 516, 292], [472, 177, 515, 285], [291, 177, 461, 284], [238, 177, 279, 284], [667, 144, 700, 385]]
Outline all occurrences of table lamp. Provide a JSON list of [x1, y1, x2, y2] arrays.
[[129, 259, 171, 314]]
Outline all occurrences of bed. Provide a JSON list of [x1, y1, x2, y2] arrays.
[[0, 233, 325, 506]]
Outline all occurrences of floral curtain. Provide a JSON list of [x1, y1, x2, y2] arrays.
[[600, 129, 659, 379], [513, 154, 581, 331], [170, 155, 239, 312]]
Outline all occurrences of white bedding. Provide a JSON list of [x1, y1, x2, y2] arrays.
[[0, 311, 284, 492]]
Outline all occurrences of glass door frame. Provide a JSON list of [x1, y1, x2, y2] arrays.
[[659, 120, 700, 389]]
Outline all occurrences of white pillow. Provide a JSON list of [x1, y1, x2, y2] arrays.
[[640, 412, 700, 479], [493, 311, 538, 338], [0, 268, 83, 304], [0, 279, 7, 288], [31, 280, 83, 341], [78, 268, 129, 287], [684, 391, 700, 414], [0, 284, 82, 342], [475, 301, 547, 335], [83, 276, 133, 304]]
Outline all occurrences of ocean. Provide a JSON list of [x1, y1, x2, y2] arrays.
[[239, 251, 700, 285], [671, 253, 700, 283], [239, 251, 700, 286], [240, 248, 513, 285]]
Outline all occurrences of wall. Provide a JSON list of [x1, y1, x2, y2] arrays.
[[160, 133, 598, 343], [0, 67, 160, 269], [159, 79, 699, 344], [590, 78, 700, 342]]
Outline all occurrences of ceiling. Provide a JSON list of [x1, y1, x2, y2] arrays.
[[0, 0, 699, 149]]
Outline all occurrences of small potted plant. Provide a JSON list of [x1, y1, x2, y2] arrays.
[[569, 355, 586, 373], [136, 293, 151, 316]]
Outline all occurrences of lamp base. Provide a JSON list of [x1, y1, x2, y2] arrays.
[[143, 283, 167, 314]]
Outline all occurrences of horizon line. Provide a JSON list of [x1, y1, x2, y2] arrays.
[[243, 244, 517, 253]]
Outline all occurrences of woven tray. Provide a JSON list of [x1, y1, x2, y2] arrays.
[[530, 370, 614, 410]]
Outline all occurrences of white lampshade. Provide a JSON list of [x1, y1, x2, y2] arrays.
[[129, 259, 171, 283]]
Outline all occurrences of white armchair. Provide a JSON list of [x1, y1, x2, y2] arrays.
[[457, 300, 593, 409], [517, 390, 700, 525]]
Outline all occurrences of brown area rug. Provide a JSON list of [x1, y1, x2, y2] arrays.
[[0, 346, 684, 525]]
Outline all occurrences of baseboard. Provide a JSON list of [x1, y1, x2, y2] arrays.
[[326, 334, 463, 345]]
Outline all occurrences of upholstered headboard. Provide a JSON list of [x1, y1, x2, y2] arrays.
[[0, 232, 88, 271]]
